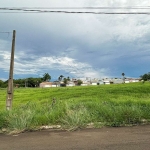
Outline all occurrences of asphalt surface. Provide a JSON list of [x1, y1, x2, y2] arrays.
[[0, 125, 150, 150]]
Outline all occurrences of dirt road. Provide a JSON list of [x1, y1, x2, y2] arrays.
[[0, 125, 150, 150]]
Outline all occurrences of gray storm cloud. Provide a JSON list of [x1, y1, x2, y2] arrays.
[[0, 0, 150, 79]]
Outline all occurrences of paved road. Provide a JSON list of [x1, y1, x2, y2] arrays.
[[0, 125, 150, 150]]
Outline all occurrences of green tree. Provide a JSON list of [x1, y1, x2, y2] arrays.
[[67, 76, 70, 81], [63, 76, 71, 85], [122, 73, 125, 77], [0, 80, 4, 87], [63, 78, 68, 85], [77, 79, 83, 86], [43, 73, 51, 82], [58, 75, 64, 81], [14, 77, 43, 88], [140, 72, 150, 81]]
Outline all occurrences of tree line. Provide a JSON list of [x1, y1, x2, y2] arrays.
[[0, 73, 49, 88], [0, 73, 83, 88], [0, 77, 43, 88]]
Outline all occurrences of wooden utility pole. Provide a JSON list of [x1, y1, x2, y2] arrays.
[[6, 30, 16, 110]]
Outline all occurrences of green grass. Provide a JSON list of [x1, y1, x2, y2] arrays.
[[0, 82, 150, 133]]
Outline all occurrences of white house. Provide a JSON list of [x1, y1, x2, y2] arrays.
[[103, 80, 110, 85], [91, 80, 98, 85], [40, 82, 60, 88], [40, 82, 52, 88], [125, 79, 130, 83], [81, 83, 88, 86], [82, 80, 91, 86], [113, 79, 123, 84], [66, 81, 75, 87], [98, 80, 104, 85], [129, 78, 140, 83]]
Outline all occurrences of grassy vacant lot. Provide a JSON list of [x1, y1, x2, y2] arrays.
[[0, 82, 150, 133]]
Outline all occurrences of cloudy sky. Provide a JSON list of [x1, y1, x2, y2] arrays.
[[0, 0, 150, 81]]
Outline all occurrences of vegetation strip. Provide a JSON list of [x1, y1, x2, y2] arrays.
[[0, 82, 150, 133]]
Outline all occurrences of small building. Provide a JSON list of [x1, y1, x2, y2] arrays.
[[81, 83, 88, 86], [82, 80, 91, 86], [40, 82, 52, 88], [125, 80, 130, 83], [66, 81, 75, 87], [40, 82, 60, 88], [129, 78, 140, 83], [52, 85, 57, 87], [92, 83, 97, 85], [98, 80, 104, 85], [135, 79, 140, 82], [91, 80, 98, 85], [53, 81, 60, 87], [113, 79, 123, 84], [103, 80, 110, 85]]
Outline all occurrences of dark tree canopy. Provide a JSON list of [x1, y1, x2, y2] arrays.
[[43, 73, 51, 82], [63, 76, 71, 85], [77, 79, 83, 85], [63, 78, 68, 84], [0, 77, 43, 88], [140, 72, 150, 81], [122, 73, 125, 76], [58, 75, 64, 81]]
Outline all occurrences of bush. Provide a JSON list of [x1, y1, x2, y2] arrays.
[[0, 111, 8, 129]]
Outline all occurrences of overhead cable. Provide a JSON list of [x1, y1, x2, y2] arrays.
[[0, 32, 12, 33], [0, 7, 150, 14], [0, 10, 150, 15], [1, 6, 150, 9]]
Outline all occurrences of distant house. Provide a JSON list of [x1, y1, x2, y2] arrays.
[[66, 81, 75, 87], [113, 79, 123, 84], [91, 80, 98, 85], [81, 80, 91, 86], [40, 82, 51, 88], [132, 79, 140, 82], [135, 79, 140, 82], [103, 80, 110, 85], [128, 78, 140, 83], [40, 82, 60, 88], [98, 80, 104, 85], [81, 83, 88, 86], [125, 79, 130, 83], [53, 81, 60, 87]]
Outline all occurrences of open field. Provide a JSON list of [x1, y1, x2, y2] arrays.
[[0, 82, 150, 133]]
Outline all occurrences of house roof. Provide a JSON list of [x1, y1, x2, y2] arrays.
[[40, 82, 52, 85]]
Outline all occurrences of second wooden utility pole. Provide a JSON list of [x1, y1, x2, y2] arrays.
[[6, 30, 16, 110]]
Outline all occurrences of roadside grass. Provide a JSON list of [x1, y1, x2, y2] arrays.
[[0, 82, 150, 133]]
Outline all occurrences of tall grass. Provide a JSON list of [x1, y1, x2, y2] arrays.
[[0, 82, 150, 132]]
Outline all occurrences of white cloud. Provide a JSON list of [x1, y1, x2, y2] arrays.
[[0, 44, 110, 78], [13, 52, 109, 78]]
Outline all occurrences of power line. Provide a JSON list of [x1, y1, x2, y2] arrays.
[[0, 11, 150, 15], [1, 6, 150, 9], [0, 32, 12, 33], [0, 7, 150, 14], [0, 32, 12, 38]]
